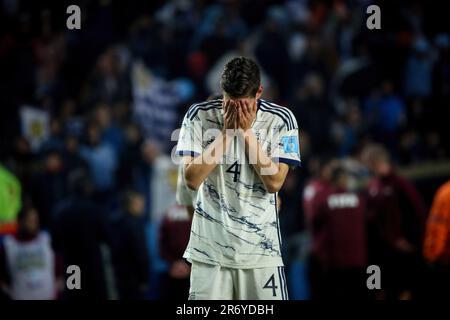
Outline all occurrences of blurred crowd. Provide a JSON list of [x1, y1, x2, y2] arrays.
[[0, 0, 450, 300]]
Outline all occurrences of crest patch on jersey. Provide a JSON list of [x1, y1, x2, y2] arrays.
[[281, 136, 299, 154]]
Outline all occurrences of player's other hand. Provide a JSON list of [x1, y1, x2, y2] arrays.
[[236, 99, 257, 131], [223, 99, 238, 130]]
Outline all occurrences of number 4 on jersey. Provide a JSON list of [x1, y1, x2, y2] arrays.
[[226, 161, 241, 182], [263, 274, 278, 297]]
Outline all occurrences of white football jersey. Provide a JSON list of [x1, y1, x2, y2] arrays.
[[176, 99, 301, 268]]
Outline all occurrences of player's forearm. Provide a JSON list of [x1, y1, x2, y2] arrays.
[[241, 130, 286, 193], [184, 131, 233, 190]]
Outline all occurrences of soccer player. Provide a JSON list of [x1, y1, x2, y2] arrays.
[[176, 57, 301, 300]]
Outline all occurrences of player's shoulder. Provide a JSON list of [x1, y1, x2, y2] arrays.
[[185, 99, 223, 121], [258, 99, 298, 130]]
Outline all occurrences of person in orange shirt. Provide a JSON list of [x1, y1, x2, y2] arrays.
[[423, 180, 450, 299]]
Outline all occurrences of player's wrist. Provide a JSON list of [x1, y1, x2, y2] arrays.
[[237, 128, 254, 139], [222, 127, 237, 137]]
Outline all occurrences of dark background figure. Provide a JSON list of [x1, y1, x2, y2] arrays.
[[159, 203, 192, 300], [117, 136, 155, 222], [362, 144, 427, 300], [30, 149, 67, 229], [109, 190, 150, 300], [291, 73, 334, 155], [52, 169, 110, 300]]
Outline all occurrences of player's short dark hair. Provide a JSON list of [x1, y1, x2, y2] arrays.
[[220, 57, 261, 98]]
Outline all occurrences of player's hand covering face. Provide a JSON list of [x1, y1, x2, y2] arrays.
[[223, 99, 238, 130], [236, 99, 257, 130]]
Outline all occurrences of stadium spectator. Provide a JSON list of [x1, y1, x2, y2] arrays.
[[303, 157, 336, 224], [84, 47, 130, 107], [30, 149, 67, 229], [116, 123, 144, 184], [40, 118, 64, 153], [363, 81, 406, 155], [362, 144, 427, 300], [290, 73, 333, 155], [0, 205, 62, 300], [52, 170, 109, 300], [306, 164, 367, 300], [62, 135, 86, 174], [331, 99, 364, 157], [404, 37, 436, 99], [94, 103, 126, 155], [159, 204, 192, 300], [110, 190, 150, 300], [254, 6, 290, 98], [79, 122, 118, 202]]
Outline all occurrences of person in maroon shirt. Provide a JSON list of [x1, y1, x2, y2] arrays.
[[303, 157, 336, 224], [307, 164, 368, 300], [361, 144, 427, 300], [304, 157, 334, 299], [159, 204, 192, 300]]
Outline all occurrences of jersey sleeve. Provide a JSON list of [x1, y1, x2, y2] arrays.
[[271, 113, 301, 168], [176, 113, 203, 157]]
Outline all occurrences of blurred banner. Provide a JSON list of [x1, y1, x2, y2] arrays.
[[131, 61, 194, 151], [20, 106, 50, 152]]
